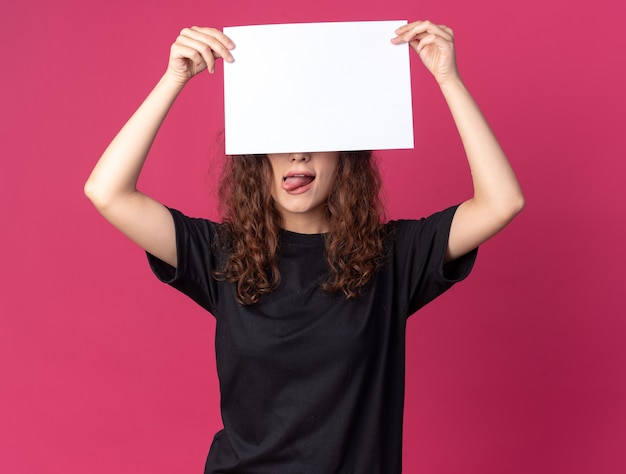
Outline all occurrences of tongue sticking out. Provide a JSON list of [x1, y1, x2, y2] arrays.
[[282, 176, 314, 192]]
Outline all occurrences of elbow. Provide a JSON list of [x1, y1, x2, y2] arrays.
[[514, 184, 526, 213], [515, 194, 526, 215], [510, 191, 525, 216], [84, 175, 138, 215], [83, 177, 102, 208], [84, 176, 114, 211], [478, 189, 524, 227], [83, 178, 95, 202], [498, 190, 525, 224]]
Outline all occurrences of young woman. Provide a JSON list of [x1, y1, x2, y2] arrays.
[[85, 20, 524, 473]]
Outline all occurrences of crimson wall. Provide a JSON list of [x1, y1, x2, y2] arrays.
[[2, 0, 625, 472]]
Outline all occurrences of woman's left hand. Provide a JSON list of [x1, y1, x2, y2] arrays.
[[391, 20, 459, 86]]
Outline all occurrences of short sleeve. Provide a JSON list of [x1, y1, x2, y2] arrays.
[[146, 208, 221, 315], [390, 205, 478, 317]]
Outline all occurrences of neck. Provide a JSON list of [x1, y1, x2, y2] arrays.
[[281, 214, 329, 234]]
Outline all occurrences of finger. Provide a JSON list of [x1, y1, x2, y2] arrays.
[[415, 34, 452, 56], [395, 20, 444, 36], [440, 25, 454, 38], [190, 26, 236, 51], [174, 34, 217, 73], [393, 20, 453, 43], [171, 42, 211, 74], [413, 30, 452, 45], [179, 27, 235, 63], [406, 22, 453, 43], [179, 27, 234, 62]]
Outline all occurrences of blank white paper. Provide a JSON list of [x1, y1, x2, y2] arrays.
[[223, 21, 414, 155]]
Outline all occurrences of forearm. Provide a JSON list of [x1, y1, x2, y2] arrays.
[[84, 73, 184, 208], [394, 20, 524, 259], [440, 78, 524, 216]]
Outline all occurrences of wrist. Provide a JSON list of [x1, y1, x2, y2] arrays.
[[159, 71, 190, 91], [439, 75, 467, 96]]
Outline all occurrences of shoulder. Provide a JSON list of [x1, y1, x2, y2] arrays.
[[167, 207, 222, 235], [164, 207, 230, 257], [384, 205, 460, 244]]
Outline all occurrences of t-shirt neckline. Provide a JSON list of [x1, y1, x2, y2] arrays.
[[279, 228, 326, 247]]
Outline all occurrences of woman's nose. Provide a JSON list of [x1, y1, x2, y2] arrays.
[[290, 153, 310, 162]]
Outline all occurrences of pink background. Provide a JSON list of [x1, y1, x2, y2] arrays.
[[1, 0, 625, 472]]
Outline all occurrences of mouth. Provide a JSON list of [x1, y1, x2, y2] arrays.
[[282, 173, 315, 192]]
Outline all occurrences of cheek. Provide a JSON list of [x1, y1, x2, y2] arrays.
[[266, 161, 280, 199], [321, 174, 337, 198], [327, 164, 340, 190], [269, 178, 279, 201]]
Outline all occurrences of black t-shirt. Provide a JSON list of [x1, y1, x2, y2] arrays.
[[148, 205, 477, 473]]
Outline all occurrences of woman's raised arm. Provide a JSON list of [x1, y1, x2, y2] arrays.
[[392, 21, 525, 261], [84, 27, 235, 267]]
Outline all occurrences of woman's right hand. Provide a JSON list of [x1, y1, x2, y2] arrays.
[[166, 27, 235, 84]]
